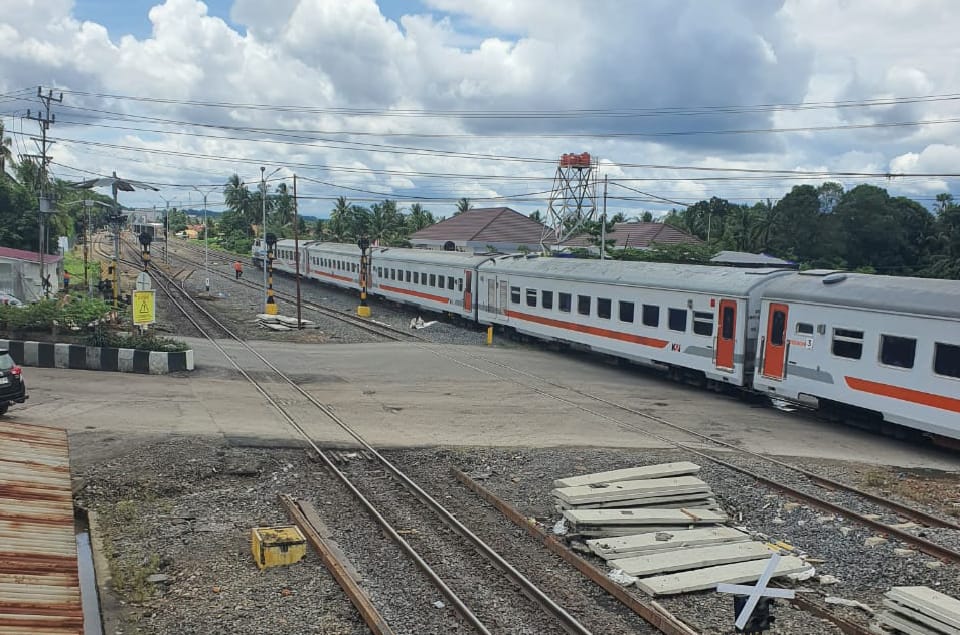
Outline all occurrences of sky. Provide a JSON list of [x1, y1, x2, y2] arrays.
[[2, 0, 960, 220]]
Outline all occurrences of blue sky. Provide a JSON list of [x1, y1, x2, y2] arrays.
[[72, 0, 425, 39]]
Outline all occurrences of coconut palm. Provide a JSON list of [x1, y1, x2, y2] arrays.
[[407, 203, 434, 232], [0, 121, 13, 176], [455, 197, 471, 215]]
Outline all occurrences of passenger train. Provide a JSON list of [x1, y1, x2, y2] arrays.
[[253, 238, 960, 442]]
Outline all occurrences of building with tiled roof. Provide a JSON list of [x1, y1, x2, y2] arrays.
[[0, 246, 63, 300], [409, 207, 556, 253], [561, 221, 700, 251]]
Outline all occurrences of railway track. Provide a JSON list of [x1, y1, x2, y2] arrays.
[[158, 235, 955, 633], [137, 240, 679, 635], [165, 236, 960, 554], [167, 239, 424, 342]]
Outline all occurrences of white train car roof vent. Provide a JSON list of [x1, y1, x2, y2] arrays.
[[798, 269, 845, 277], [821, 273, 847, 285]]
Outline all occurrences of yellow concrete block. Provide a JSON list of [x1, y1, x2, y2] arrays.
[[251, 526, 307, 570], [356, 305, 371, 318]]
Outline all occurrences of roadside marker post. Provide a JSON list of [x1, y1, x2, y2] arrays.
[[716, 553, 794, 633]]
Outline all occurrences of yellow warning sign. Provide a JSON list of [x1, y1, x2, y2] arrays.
[[132, 290, 156, 326]]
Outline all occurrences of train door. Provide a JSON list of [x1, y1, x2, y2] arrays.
[[487, 278, 497, 313], [761, 303, 789, 379], [499, 278, 509, 319], [715, 299, 737, 371], [463, 270, 473, 311]]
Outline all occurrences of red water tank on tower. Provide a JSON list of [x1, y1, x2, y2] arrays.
[[580, 152, 591, 166]]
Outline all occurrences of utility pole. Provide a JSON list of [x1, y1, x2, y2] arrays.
[[601, 175, 608, 261], [293, 174, 302, 329], [26, 86, 63, 299], [191, 186, 217, 294]]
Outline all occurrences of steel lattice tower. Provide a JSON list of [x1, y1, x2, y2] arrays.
[[543, 152, 598, 249]]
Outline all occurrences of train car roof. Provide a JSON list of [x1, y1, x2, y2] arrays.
[[290, 240, 355, 253], [484, 255, 792, 296], [761, 270, 960, 319], [372, 246, 496, 267]]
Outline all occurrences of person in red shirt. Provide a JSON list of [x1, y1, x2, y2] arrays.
[[234, 260, 243, 280]]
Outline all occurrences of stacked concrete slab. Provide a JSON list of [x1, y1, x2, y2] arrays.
[[553, 462, 814, 596], [552, 462, 722, 537], [877, 586, 960, 635]]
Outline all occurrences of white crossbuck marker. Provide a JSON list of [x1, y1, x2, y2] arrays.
[[716, 554, 796, 630]]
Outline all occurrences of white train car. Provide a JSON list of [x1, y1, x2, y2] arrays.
[[477, 255, 792, 386], [369, 247, 493, 319], [269, 239, 310, 276], [753, 270, 960, 439], [302, 242, 363, 291]]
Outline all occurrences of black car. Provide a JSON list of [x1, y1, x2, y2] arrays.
[[0, 349, 28, 415]]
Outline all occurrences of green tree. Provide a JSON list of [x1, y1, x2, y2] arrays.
[[327, 196, 352, 241], [641, 211, 654, 222], [455, 197, 472, 215], [407, 203, 435, 233], [528, 209, 544, 223], [0, 121, 13, 176]]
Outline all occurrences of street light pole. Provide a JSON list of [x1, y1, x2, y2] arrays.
[[192, 186, 217, 294]]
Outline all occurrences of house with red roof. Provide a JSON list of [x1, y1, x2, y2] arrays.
[[0, 246, 63, 301]]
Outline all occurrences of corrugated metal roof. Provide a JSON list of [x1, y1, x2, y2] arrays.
[[0, 247, 63, 264], [485, 255, 792, 296], [561, 222, 700, 248], [409, 208, 556, 245], [0, 422, 82, 634]]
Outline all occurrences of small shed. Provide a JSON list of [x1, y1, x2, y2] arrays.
[[0, 246, 62, 301]]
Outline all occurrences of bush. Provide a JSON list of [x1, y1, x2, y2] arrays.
[[0, 297, 112, 332], [87, 329, 189, 352]]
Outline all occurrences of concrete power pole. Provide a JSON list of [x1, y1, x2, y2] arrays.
[[26, 86, 63, 299]]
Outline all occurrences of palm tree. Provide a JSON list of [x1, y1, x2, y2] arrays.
[[223, 174, 252, 233], [272, 182, 293, 227], [0, 121, 13, 176], [407, 203, 434, 232], [455, 197, 472, 215], [328, 196, 351, 241]]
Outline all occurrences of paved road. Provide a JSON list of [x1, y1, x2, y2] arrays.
[[10, 337, 960, 470]]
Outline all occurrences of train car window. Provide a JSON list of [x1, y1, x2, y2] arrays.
[[597, 298, 612, 319], [542, 290, 554, 310], [391, 269, 397, 280], [693, 311, 714, 336], [619, 301, 635, 323], [721, 306, 735, 339], [934, 343, 960, 378], [448, 276, 455, 290], [643, 305, 660, 327], [406, 271, 411, 283], [429, 274, 436, 286], [832, 328, 863, 359], [770, 310, 786, 346], [414, 272, 420, 284], [880, 335, 916, 369], [577, 295, 591, 316], [668, 308, 687, 332], [353, 263, 358, 273], [559, 292, 572, 313], [510, 286, 521, 304], [526, 289, 537, 307], [437, 276, 445, 289], [796, 322, 814, 335], [458, 278, 463, 292]]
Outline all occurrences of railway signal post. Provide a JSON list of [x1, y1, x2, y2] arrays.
[[265, 233, 278, 316], [357, 236, 371, 318], [138, 231, 152, 272]]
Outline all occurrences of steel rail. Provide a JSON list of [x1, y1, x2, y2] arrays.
[[145, 257, 595, 635], [165, 240, 421, 342], [145, 262, 494, 635], [453, 469, 700, 635]]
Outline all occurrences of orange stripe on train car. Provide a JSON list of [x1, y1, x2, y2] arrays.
[[845, 376, 960, 414], [316, 271, 354, 283], [504, 309, 669, 349], [380, 284, 451, 305]]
